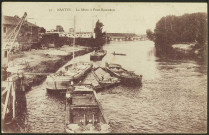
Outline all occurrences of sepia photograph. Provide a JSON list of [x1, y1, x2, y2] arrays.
[[1, 1, 208, 133]]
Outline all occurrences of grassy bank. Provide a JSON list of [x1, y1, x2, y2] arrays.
[[6, 45, 93, 92]]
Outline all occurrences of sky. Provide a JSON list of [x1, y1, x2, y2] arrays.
[[2, 2, 207, 34]]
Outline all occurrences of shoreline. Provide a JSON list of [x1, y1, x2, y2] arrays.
[[154, 42, 207, 61], [5, 45, 93, 92]]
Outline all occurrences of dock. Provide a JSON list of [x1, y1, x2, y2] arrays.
[[2, 74, 26, 126]]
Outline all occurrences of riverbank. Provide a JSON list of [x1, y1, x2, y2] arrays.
[[173, 42, 207, 60], [172, 43, 195, 54], [7, 45, 93, 91], [154, 42, 207, 62]]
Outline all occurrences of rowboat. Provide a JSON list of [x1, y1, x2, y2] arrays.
[[65, 85, 111, 133], [92, 67, 120, 88], [46, 62, 93, 91], [90, 50, 107, 61], [105, 63, 142, 86], [112, 51, 126, 56]]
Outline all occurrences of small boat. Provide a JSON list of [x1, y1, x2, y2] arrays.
[[92, 67, 120, 88], [46, 62, 93, 91], [65, 85, 111, 133], [112, 51, 126, 56], [90, 50, 107, 61], [105, 63, 142, 86]]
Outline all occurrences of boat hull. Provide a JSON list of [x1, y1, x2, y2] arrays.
[[92, 67, 120, 89], [71, 64, 93, 83], [90, 50, 107, 61], [46, 62, 93, 91], [65, 85, 110, 133], [112, 51, 126, 56], [105, 63, 142, 86], [90, 55, 105, 61], [120, 76, 142, 86], [46, 75, 72, 91]]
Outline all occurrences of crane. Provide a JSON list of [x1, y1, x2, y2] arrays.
[[2, 12, 27, 122], [4, 12, 27, 58]]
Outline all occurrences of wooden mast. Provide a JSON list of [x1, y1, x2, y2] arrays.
[[73, 16, 76, 64]]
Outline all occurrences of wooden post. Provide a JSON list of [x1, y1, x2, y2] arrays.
[[73, 16, 76, 64], [21, 77, 25, 92], [6, 49, 8, 66], [65, 100, 69, 125], [84, 114, 86, 126], [12, 81, 16, 119], [2, 82, 12, 120], [93, 114, 95, 125]]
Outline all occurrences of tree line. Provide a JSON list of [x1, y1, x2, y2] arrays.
[[146, 12, 207, 50]]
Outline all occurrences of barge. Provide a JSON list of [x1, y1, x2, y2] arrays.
[[65, 85, 111, 133], [46, 62, 93, 91], [105, 63, 142, 86], [90, 50, 107, 61]]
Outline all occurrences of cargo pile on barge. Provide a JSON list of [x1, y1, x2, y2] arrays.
[[105, 63, 142, 86], [46, 62, 93, 91], [92, 67, 120, 89]]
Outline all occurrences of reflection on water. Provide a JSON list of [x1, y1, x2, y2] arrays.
[[102, 41, 160, 80], [14, 41, 207, 133]]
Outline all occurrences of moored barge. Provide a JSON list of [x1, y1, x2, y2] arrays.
[[65, 85, 111, 133], [105, 63, 142, 86]]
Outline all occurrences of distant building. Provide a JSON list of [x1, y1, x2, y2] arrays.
[[2, 15, 44, 67], [56, 25, 64, 32], [61, 32, 93, 38], [2, 15, 40, 50], [46, 31, 94, 39], [107, 33, 147, 41]]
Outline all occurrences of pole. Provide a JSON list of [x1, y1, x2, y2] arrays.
[[12, 81, 16, 119], [30, 26, 32, 50], [6, 49, 9, 67], [92, 16, 94, 34], [65, 98, 69, 125], [2, 81, 12, 120], [73, 16, 76, 64]]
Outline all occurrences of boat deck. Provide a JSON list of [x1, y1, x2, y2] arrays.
[[94, 67, 113, 81], [80, 72, 101, 89], [71, 94, 97, 106]]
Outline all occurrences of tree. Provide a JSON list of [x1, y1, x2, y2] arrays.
[[39, 27, 46, 33], [146, 29, 154, 41], [151, 12, 207, 48], [94, 20, 106, 48]]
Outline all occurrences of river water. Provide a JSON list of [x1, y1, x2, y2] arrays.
[[19, 41, 207, 133]]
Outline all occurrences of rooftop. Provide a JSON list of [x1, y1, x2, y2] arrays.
[[3, 15, 38, 27]]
